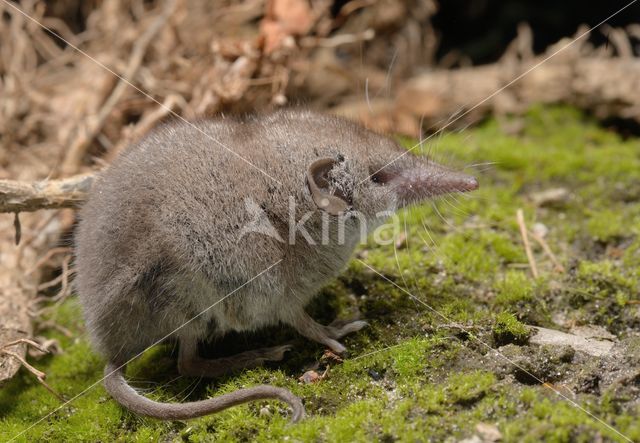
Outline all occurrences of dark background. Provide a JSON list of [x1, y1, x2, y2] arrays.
[[433, 0, 640, 63]]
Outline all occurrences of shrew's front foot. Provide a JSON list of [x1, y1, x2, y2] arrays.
[[327, 319, 369, 340]]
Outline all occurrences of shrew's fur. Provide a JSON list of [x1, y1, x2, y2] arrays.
[[74, 109, 477, 422]]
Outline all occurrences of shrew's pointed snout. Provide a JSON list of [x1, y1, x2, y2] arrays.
[[444, 172, 479, 193], [389, 163, 479, 207]]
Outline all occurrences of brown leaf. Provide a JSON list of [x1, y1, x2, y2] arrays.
[[270, 0, 314, 35], [321, 350, 344, 364], [299, 370, 322, 384], [260, 0, 314, 54], [299, 365, 330, 384]]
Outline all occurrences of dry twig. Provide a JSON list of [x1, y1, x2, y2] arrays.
[[30, 255, 73, 317], [516, 209, 539, 279], [528, 229, 566, 273], [104, 94, 185, 163], [26, 247, 72, 277], [0, 174, 94, 213], [0, 339, 64, 401]]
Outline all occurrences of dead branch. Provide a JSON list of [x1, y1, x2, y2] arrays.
[[0, 174, 94, 213], [397, 48, 640, 133], [337, 29, 640, 136], [1, 339, 64, 401]]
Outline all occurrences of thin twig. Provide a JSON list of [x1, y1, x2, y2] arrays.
[[299, 28, 375, 48], [33, 255, 72, 299], [1, 338, 48, 353], [516, 209, 539, 278], [27, 247, 72, 277], [1, 339, 65, 401], [528, 229, 566, 273], [0, 350, 64, 401], [104, 94, 184, 163], [36, 273, 65, 292], [36, 320, 74, 338]]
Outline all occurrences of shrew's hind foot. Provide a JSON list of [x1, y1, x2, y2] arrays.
[[178, 342, 293, 378]]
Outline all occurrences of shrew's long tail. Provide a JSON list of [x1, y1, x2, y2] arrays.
[[103, 362, 305, 422]]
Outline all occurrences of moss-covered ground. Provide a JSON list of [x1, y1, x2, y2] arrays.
[[1, 106, 639, 442]]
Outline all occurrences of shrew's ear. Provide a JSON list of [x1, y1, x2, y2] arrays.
[[306, 158, 349, 215]]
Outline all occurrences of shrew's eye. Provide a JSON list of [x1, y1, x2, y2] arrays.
[[370, 171, 388, 184], [370, 167, 396, 184]]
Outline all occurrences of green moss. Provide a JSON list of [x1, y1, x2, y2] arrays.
[[577, 261, 635, 289], [502, 393, 640, 442], [494, 271, 534, 306], [3, 106, 640, 441], [585, 209, 626, 242], [622, 237, 640, 273], [446, 371, 496, 405], [493, 312, 530, 346], [572, 260, 637, 310]]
